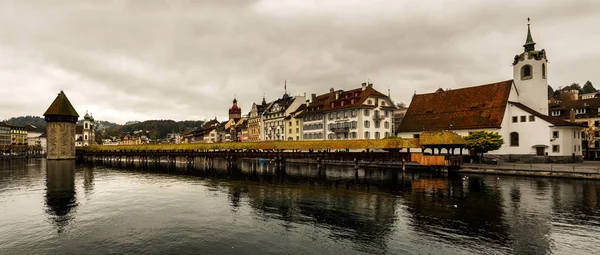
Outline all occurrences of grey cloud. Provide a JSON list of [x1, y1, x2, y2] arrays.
[[1, 0, 599, 124]]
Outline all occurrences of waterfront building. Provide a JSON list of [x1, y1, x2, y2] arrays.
[[299, 83, 396, 140], [262, 93, 306, 141], [248, 97, 268, 142], [75, 111, 96, 147], [10, 126, 27, 145], [284, 104, 306, 141], [193, 119, 220, 143], [397, 21, 584, 162], [120, 134, 141, 145], [25, 125, 46, 153], [548, 98, 600, 159], [0, 122, 10, 146]]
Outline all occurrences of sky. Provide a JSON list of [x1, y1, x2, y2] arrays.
[[1, 0, 599, 124]]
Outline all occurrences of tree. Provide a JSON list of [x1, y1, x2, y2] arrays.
[[464, 131, 504, 163], [582, 81, 597, 94], [582, 127, 595, 159], [548, 85, 555, 99]]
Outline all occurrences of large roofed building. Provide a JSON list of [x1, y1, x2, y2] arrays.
[[397, 20, 584, 163]]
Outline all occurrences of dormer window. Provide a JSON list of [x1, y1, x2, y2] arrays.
[[551, 110, 561, 116], [576, 108, 586, 115], [368, 100, 372, 105], [521, 65, 532, 80], [381, 101, 386, 106]]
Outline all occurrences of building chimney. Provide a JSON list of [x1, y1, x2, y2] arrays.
[[330, 87, 334, 93], [570, 108, 576, 123], [311, 93, 316, 102], [368, 83, 373, 88], [361, 83, 367, 91]]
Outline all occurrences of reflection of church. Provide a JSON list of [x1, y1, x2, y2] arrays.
[[75, 111, 95, 147], [45, 160, 77, 233]]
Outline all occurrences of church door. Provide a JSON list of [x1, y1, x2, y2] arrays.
[[536, 147, 545, 156]]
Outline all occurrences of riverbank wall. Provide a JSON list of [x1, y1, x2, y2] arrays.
[[458, 163, 600, 180]]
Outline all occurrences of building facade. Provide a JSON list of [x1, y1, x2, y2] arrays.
[[0, 122, 10, 146], [285, 105, 306, 141], [10, 126, 27, 145], [248, 98, 267, 142], [549, 98, 600, 159], [262, 94, 306, 141], [397, 21, 583, 162], [299, 83, 396, 140]]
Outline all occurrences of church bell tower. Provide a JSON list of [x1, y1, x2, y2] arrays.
[[513, 18, 549, 115]]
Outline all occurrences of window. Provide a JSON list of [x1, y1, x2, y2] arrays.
[[529, 115, 535, 122], [553, 131, 559, 138], [382, 101, 386, 106], [375, 132, 380, 139], [368, 100, 372, 105], [296, 128, 299, 133], [413, 134, 420, 139], [551, 110, 561, 116], [510, 132, 519, 147], [365, 132, 370, 139], [85, 123, 88, 129], [375, 121, 380, 128], [364, 121, 370, 128], [384, 121, 389, 129], [542, 63, 546, 79], [521, 65, 532, 80], [364, 110, 370, 116], [552, 145, 560, 153], [289, 121, 292, 125], [574, 145, 577, 152], [576, 108, 586, 114], [574, 131, 577, 139], [384, 110, 389, 117], [289, 129, 292, 133], [512, 116, 518, 123], [520, 116, 526, 122]]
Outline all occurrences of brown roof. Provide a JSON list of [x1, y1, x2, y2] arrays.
[[509, 102, 584, 127], [76, 125, 83, 134], [548, 98, 600, 119], [298, 86, 393, 117], [43, 91, 79, 117], [398, 80, 513, 132]]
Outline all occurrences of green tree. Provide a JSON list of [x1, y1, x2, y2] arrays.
[[582, 127, 594, 159], [464, 131, 504, 163], [565, 83, 582, 93], [547, 85, 554, 99], [582, 81, 597, 94]]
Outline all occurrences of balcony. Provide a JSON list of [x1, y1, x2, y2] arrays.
[[330, 127, 350, 133]]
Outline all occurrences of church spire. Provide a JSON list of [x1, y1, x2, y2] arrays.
[[523, 18, 536, 52]]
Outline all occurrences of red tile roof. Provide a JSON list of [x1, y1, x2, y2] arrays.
[[299, 86, 393, 117], [398, 80, 514, 132]]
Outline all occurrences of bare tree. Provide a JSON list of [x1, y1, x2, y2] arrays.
[[582, 127, 595, 159]]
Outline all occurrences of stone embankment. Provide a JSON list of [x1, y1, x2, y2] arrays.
[[459, 162, 600, 179]]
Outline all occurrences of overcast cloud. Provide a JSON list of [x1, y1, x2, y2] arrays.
[[1, 0, 599, 124]]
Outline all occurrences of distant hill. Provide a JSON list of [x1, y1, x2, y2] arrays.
[[99, 120, 204, 140], [3, 116, 46, 128]]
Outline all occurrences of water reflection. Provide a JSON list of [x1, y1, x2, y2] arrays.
[[45, 160, 77, 233]]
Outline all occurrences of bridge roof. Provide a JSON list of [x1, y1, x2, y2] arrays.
[[80, 132, 465, 151]]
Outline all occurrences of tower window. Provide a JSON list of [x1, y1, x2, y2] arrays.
[[542, 63, 546, 79], [521, 65, 532, 80]]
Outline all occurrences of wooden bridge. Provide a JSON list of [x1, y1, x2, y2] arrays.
[[77, 131, 466, 169]]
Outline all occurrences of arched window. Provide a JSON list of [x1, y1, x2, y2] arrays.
[[510, 132, 519, 147], [542, 63, 546, 79], [521, 65, 532, 80]]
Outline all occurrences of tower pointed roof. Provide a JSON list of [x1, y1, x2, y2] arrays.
[[44, 91, 79, 118], [523, 18, 536, 52]]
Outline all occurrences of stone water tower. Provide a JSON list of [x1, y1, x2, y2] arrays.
[[43, 91, 79, 160]]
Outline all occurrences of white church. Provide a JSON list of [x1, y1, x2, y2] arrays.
[[397, 20, 584, 163]]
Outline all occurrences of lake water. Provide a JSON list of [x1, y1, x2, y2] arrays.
[[1, 158, 599, 254]]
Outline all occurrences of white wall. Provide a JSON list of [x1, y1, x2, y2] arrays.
[[513, 52, 548, 115]]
